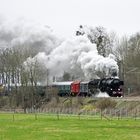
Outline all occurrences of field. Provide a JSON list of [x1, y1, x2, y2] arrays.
[[0, 113, 140, 140]]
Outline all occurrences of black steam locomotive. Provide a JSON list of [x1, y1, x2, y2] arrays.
[[97, 77, 123, 97]]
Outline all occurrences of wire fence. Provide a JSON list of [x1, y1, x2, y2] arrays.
[[0, 107, 140, 120]]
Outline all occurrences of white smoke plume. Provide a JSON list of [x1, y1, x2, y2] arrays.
[[0, 18, 62, 54], [0, 18, 119, 84], [32, 35, 118, 82]]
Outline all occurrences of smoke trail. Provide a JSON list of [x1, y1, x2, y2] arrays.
[[33, 35, 118, 82], [0, 18, 118, 84], [0, 18, 62, 55]]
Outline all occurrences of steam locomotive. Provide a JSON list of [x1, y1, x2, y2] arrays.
[[52, 77, 124, 97]]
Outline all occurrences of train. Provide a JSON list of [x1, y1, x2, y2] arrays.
[[52, 77, 124, 97], [0, 77, 124, 97]]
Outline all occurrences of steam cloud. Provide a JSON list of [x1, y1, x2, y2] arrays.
[[0, 18, 119, 83], [0, 18, 62, 54]]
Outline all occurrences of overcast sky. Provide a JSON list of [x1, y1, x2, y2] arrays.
[[0, 0, 140, 37]]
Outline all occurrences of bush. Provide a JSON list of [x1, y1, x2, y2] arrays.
[[0, 96, 10, 108], [96, 98, 117, 110], [81, 104, 95, 111]]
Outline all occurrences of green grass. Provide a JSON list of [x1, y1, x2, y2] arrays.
[[0, 113, 140, 140]]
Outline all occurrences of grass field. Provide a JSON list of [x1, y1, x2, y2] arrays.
[[0, 113, 140, 140]]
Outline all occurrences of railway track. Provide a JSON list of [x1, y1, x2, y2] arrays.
[[111, 96, 140, 101]]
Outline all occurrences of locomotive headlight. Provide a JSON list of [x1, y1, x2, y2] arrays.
[[110, 88, 112, 90], [118, 88, 120, 91]]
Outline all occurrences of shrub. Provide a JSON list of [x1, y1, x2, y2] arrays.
[[81, 104, 95, 111], [96, 98, 117, 110]]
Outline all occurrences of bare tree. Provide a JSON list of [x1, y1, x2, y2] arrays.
[[115, 33, 140, 94], [76, 25, 116, 57]]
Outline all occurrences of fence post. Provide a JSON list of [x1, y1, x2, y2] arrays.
[[134, 109, 137, 121], [117, 110, 120, 120], [115, 109, 117, 119], [126, 109, 128, 119], [78, 114, 80, 120], [120, 109, 122, 120], [35, 108, 37, 120], [57, 110, 59, 120], [13, 112, 15, 122], [100, 109, 102, 120], [110, 109, 112, 119]]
